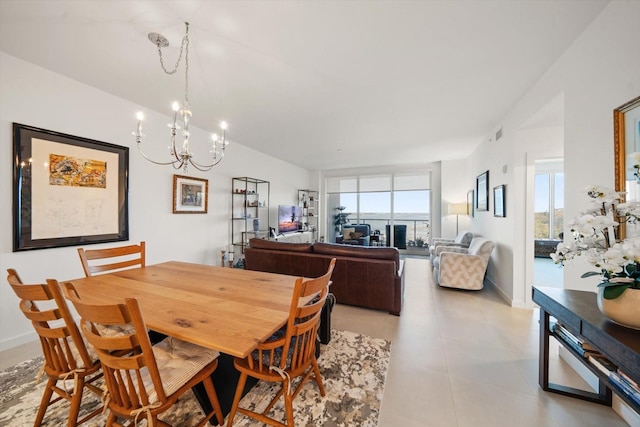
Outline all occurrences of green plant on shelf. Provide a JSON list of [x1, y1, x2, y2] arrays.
[[334, 206, 351, 232]]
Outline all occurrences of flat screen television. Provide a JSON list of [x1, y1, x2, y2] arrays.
[[278, 205, 302, 234]]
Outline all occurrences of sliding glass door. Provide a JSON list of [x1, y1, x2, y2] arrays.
[[326, 172, 430, 248]]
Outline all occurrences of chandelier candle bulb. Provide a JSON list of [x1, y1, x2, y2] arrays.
[[136, 111, 144, 134], [171, 101, 179, 127]]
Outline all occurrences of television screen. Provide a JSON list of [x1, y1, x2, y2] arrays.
[[278, 205, 302, 233]]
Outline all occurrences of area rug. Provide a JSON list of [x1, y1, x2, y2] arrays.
[[0, 330, 390, 426]]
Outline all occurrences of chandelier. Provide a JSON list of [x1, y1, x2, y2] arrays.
[[133, 22, 228, 172]]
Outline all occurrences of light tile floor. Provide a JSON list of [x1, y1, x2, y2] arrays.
[[0, 257, 633, 426], [332, 257, 631, 427]]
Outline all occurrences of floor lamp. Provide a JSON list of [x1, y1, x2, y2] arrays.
[[448, 203, 468, 235]]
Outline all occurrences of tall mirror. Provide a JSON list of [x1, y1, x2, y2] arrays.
[[614, 95, 640, 238]]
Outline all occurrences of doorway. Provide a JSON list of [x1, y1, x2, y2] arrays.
[[533, 159, 564, 288]]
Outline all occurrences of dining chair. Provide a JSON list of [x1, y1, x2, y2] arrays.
[[62, 282, 224, 427], [77, 241, 145, 277], [5, 269, 103, 427], [227, 258, 336, 427]]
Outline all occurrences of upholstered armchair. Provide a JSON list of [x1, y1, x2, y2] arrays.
[[432, 237, 495, 290], [337, 224, 371, 246], [429, 230, 473, 259]]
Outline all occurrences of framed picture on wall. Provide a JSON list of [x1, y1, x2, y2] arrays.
[[476, 170, 489, 211], [494, 185, 506, 217], [173, 174, 208, 213], [467, 190, 475, 217], [12, 123, 129, 251]]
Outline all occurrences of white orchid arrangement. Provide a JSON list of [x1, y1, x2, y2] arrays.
[[551, 185, 640, 299]]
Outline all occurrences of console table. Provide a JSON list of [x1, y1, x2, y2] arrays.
[[532, 286, 640, 413]]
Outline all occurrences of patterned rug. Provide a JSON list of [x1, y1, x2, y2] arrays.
[[0, 330, 390, 426]]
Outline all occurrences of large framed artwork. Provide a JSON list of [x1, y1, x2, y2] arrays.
[[493, 185, 505, 217], [173, 174, 208, 213], [476, 170, 489, 211], [13, 123, 129, 251]]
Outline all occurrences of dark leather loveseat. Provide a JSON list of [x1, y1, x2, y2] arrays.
[[244, 238, 404, 316]]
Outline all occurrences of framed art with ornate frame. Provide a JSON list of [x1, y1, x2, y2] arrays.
[[13, 123, 129, 251], [173, 174, 208, 213]]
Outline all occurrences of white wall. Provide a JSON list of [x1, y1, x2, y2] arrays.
[[0, 53, 310, 350], [461, 1, 640, 306], [440, 159, 470, 239]]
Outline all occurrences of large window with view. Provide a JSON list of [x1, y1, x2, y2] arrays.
[[326, 173, 430, 250]]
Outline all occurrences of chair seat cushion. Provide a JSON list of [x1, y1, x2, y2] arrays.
[[65, 335, 99, 370], [145, 337, 219, 402]]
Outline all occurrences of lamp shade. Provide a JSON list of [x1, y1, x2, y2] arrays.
[[448, 203, 467, 216]]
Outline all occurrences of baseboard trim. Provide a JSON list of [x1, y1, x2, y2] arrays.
[[0, 330, 37, 352], [485, 278, 527, 309]]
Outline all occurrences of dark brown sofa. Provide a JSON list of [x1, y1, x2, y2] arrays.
[[244, 238, 405, 316]]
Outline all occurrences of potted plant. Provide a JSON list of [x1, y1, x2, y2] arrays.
[[334, 206, 351, 232], [551, 185, 640, 329], [416, 237, 425, 248]]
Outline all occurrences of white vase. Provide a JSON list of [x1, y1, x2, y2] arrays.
[[597, 287, 640, 330]]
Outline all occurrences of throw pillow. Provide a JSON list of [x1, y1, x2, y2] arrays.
[[342, 227, 355, 238], [350, 232, 363, 239]]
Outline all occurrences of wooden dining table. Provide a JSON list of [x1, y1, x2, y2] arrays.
[[68, 261, 307, 358]]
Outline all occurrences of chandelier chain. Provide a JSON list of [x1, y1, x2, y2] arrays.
[[155, 23, 190, 106]]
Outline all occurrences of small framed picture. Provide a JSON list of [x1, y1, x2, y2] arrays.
[[493, 185, 505, 217], [467, 190, 475, 217], [173, 174, 208, 214], [476, 171, 489, 211]]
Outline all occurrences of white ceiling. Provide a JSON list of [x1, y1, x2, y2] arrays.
[[0, 0, 608, 171]]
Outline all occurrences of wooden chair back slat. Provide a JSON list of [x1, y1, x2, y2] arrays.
[[62, 281, 224, 426], [77, 241, 146, 277], [63, 283, 166, 406], [5, 269, 103, 426], [227, 258, 336, 427]]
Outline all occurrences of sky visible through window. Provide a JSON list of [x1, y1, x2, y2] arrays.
[[341, 191, 430, 214], [535, 173, 564, 211]]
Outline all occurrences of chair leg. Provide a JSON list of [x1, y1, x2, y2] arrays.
[[202, 376, 224, 426], [67, 377, 83, 426], [34, 377, 56, 426], [311, 358, 325, 396], [226, 372, 248, 427], [106, 411, 118, 427], [284, 379, 294, 427]]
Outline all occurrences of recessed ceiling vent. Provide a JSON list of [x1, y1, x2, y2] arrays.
[[495, 127, 503, 141]]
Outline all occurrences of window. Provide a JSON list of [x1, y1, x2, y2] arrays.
[[326, 172, 431, 246], [534, 160, 564, 240]]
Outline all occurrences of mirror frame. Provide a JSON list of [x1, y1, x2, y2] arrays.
[[614, 95, 640, 239], [614, 95, 640, 197]]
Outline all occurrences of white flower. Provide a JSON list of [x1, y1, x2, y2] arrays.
[[570, 214, 617, 237], [585, 185, 623, 204], [554, 184, 640, 297]]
